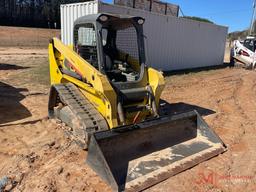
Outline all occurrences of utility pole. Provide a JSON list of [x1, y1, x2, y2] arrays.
[[250, 0, 256, 35]]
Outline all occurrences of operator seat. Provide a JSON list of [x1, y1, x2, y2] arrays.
[[103, 46, 127, 82]]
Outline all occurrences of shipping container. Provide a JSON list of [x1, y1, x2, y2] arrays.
[[60, 1, 98, 46], [60, 1, 228, 71]]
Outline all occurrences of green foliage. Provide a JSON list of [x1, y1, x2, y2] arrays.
[[228, 30, 249, 41], [181, 16, 214, 24]]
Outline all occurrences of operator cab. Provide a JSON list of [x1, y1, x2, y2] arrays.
[[73, 13, 146, 84], [243, 37, 256, 52], [73, 14, 149, 108]]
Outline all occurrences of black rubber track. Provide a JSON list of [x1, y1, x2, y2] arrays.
[[51, 83, 109, 149]]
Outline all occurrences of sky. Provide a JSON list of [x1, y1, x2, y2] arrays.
[[103, 0, 254, 32]]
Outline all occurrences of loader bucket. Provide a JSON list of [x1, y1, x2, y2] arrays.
[[87, 110, 226, 192]]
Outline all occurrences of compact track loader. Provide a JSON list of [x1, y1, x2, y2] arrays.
[[48, 13, 226, 191]]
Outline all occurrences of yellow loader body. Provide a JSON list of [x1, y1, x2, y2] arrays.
[[49, 38, 164, 128], [48, 13, 226, 192]]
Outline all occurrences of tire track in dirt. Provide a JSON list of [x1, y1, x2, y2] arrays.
[[192, 71, 246, 192], [192, 70, 256, 192], [206, 70, 256, 191], [148, 68, 256, 192], [214, 74, 246, 145], [227, 72, 256, 190]]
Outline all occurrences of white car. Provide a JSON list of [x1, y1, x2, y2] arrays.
[[231, 37, 256, 69]]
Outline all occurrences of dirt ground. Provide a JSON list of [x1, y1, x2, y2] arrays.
[[0, 26, 60, 47], [0, 28, 256, 192]]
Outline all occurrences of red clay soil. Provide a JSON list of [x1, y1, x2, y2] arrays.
[[0, 36, 255, 191]]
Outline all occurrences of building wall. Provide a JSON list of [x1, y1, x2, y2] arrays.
[[61, 1, 228, 71]]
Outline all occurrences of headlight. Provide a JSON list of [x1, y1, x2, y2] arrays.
[[138, 19, 144, 25], [99, 15, 108, 22]]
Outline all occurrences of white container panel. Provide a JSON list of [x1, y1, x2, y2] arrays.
[[99, 3, 228, 71], [61, 1, 98, 45], [61, 1, 228, 71]]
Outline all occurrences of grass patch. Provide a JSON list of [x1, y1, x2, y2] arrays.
[[7, 56, 50, 87], [29, 60, 50, 86]]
